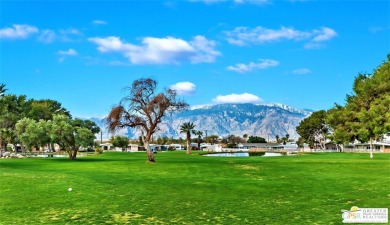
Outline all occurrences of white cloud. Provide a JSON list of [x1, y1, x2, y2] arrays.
[[190, 0, 270, 4], [234, 0, 270, 4], [225, 26, 337, 47], [170, 82, 197, 96], [225, 26, 310, 45], [92, 20, 107, 25], [88, 36, 133, 52], [38, 29, 56, 43], [292, 68, 311, 74], [58, 48, 78, 56], [89, 35, 221, 65], [227, 59, 279, 73], [37, 28, 82, 43], [304, 42, 324, 49], [57, 48, 78, 63], [0, 24, 38, 39], [213, 93, 263, 104], [189, 35, 221, 63], [312, 27, 337, 42], [189, 0, 226, 4], [60, 28, 82, 36]]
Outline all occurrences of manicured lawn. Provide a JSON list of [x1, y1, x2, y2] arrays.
[[0, 151, 389, 224]]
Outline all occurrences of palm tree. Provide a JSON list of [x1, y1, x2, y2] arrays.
[[194, 130, 203, 150], [0, 83, 7, 99], [180, 122, 195, 154], [275, 135, 280, 143]]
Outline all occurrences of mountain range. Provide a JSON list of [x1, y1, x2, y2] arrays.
[[89, 103, 314, 141]]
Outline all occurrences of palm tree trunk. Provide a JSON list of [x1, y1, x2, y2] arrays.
[[186, 133, 191, 155]]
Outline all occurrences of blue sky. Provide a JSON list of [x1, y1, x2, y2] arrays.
[[1, 0, 389, 118]]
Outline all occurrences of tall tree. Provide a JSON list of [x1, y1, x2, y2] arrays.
[[49, 115, 95, 160], [0, 128, 18, 152], [72, 118, 101, 134], [180, 122, 196, 154], [156, 136, 169, 145], [326, 104, 354, 151], [107, 78, 188, 162], [275, 135, 280, 143], [296, 110, 329, 150], [247, 136, 267, 143], [111, 136, 130, 152], [0, 94, 27, 151], [25, 99, 71, 121], [243, 133, 248, 142], [282, 134, 290, 145], [15, 118, 50, 152], [327, 55, 390, 158]]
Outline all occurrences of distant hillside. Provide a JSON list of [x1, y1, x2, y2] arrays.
[[89, 103, 313, 141]]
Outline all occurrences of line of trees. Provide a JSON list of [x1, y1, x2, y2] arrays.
[[296, 55, 390, 158], [106, 78, 279, 162], [0, 85, 100, 160]]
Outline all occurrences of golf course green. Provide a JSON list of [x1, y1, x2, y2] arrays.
[[0, 151, 389, 224]]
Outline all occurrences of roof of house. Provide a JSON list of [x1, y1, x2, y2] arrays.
[[239, 143, 282, 148]]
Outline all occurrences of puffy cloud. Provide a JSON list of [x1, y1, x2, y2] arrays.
[[292, 68, 311, 74], [213, 93, 263, 104], [170, 82, 197, 96], [227, 59, 279, 73], [225, 26, 337, 47], [88, 36, 133, 52], [0, 24, 38, 39], [312, 27, 337, 42], [189, 35, 221, 63], [0, 24, 83, 42], [89, 35, 221, 64]]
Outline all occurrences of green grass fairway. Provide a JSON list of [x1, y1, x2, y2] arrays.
[[0, 151, 389, 224]]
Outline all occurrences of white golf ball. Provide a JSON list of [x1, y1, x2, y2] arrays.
[[68, 188, 72, 192]]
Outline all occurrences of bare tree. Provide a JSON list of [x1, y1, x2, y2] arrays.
[[107, 78, 188, 162]]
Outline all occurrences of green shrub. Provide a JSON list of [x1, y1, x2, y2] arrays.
[[95, 147, 103, 155]]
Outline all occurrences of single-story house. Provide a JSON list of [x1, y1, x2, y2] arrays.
[[344, 142, 390, 153], [237, 143, 284, 150]]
